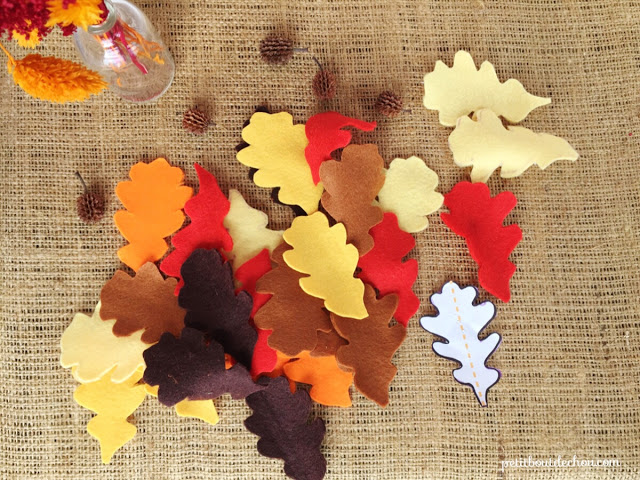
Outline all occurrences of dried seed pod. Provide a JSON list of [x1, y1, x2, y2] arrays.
[[311, 58, 336, 100], [75, 172, 105, 223], [182, 108, 210, 135], [259, 35, 294, 65], [375, 91, 403, 118]]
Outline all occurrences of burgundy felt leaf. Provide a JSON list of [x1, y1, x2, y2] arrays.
[[245, 377, 327, 480], [160, 163, 233, 293], [235, 248, 278, 377], [305, 111, 376, 184], [179, 248, 257, 369], [357, 212, 419, 326], [440, 181, 522, 302], [143, 328, 261, 406]]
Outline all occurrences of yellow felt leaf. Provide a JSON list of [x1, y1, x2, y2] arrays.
[[282, 212, 367, 319], [144, 384, 219, 425], [73, 369, 146, 463], [376, 156, 443, 233], [423, 50, 551, 127], [236, 112, 323, 214], [449, 108, 579, 183], [61, 302, 146, 384], [223, 189, 283, 269]]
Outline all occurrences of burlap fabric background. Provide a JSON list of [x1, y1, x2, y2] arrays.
[[1, 0, 639, 479]]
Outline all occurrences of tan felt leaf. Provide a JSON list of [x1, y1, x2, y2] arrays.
[[331, 285, 406, 407], [423, 50, 551, 127], [100, 263, 186, 344], [449, 108, 579, 183], [320, 144, 385, 256]]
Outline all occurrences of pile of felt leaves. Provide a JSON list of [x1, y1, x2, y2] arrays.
[[60, 110, 444, 479]]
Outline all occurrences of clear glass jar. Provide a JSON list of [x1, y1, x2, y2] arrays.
[[74, 0, 175, 102]]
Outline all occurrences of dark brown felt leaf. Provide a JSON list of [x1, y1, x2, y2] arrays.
[[331, 285, 407, 407], [100, 262, 186, 344], [255, 243, 332, 357], [245, 377, 327, 480], [179, 248, 257, 369], [310, 329, 348, 358], [319, 144, 385, 256], [143, 327, 262, 406]]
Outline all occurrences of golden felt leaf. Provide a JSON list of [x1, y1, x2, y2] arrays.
[[144, 384, 219, 425]]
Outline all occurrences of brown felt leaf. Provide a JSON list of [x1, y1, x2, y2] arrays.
[[310, 329, 347, 358], [100, 263, 186, 344], [331, 285, 407, 407], [319, 144, 385, 256], [255, 244, 332, 357]]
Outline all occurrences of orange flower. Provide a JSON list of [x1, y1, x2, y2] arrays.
[[12, 21, 41, 49], [46, 0, 103, 30]]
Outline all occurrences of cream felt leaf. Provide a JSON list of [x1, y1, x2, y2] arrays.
[[449, 109, 579, 183], [60, 302, 146, 384], [423, 50, 551, 127], [223, 189, 283, 270], [376, 156, 443, 233], [73, 368, 147, 463], [236, 112, 324, 214], [282, 212, 367, 319], [144, 384, 219, 425]]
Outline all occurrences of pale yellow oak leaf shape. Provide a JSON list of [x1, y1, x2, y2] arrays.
[[449, 109, 579, 183], [423, 50, 551, 127], [282, 211, 367, 319], [236, 112, 324, 214], [376, 156, 444, 233], [60, 302, 146, 384], [73, 368, 147, 464], [144, 384, 219, 425], [223, 189, 283, 269]]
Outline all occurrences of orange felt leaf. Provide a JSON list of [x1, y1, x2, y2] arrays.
[[284, 351, 353, 407], [319, 144, 385, 256], [114, 158, 192, 271]]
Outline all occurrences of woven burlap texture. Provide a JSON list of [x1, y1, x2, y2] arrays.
[[1, 1, 639, 479]]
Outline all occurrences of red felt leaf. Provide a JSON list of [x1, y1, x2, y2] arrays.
[[357, 212, 419, 327], [235, 248, 278, 377], [304, 111, 376, 185], [440, 181, 522, 302], [160, 163, 233, 293]]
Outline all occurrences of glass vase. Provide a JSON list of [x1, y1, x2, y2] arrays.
[[74, 0, 175, 102]]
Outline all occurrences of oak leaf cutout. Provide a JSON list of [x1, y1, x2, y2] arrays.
[[144, 384, 219, 425]]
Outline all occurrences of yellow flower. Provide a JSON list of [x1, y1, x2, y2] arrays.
[[46, 0, 104, 30], [12, 28, 41, 49]]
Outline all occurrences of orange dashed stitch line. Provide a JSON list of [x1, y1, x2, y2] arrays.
[[453, 292, 483, 403]]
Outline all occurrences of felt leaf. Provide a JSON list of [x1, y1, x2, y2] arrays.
[[73, 368, 146, 463], [235, 249, 278, 377], [357, 213, 419, 327], [310, 329, 348, 358], [283, 212, 367, 319], [245, 377, 327, 480], [179, 248, 257, 369], [100, 263, 186, 344], [224, 189, 283, 270], [255, 244, 332, 357], [60, 302, 146, 384], [284, 351, 353, 407], [449, 108, 579, 183], [441, 182, 522, 302], [305, 111, 377, 184], [143, 328, 261, 406], [160, 163, 233, 293], [114, 158, 192, 271], [423, 50, 551, 127], [236, 111, 324, 214], [375, 156, 443, 233], [144, 384, 219, 425], [319, 144, 385, 256], [420, 281, 501, 406], [331, 286, 406, 407]]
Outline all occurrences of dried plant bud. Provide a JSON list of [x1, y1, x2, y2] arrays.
[[311, 58, 337, 101], [259, 35, 294, 65], [75, 172, 105, 223], [182, 108, 211, 135], [375, 91, 403, 118]]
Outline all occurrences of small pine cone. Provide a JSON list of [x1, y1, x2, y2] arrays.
[[182, 108, 210, 135], [312, 70, 337, 100], [259, 35, 294, 65], [375, 91, 403, 118], [77, 192, 105, 223]]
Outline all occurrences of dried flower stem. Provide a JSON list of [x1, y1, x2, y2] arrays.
[[75, 171, 88, 193], [0, 40, 16, 68]]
